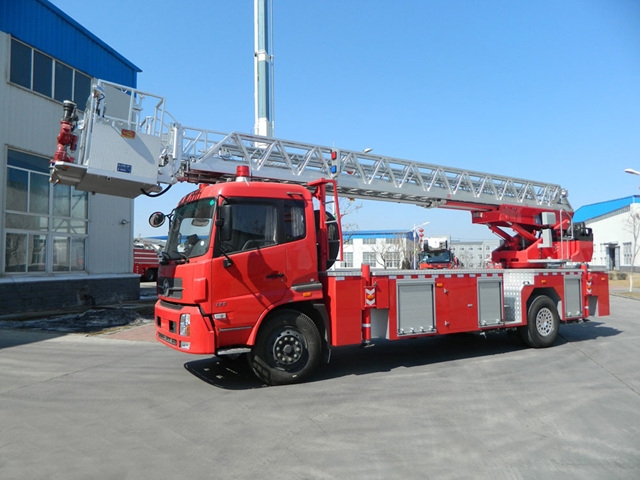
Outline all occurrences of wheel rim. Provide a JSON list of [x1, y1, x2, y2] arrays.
[[536, 308, 555, 337], [271, 329, 306, 368]]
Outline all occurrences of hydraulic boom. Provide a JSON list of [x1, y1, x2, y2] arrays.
[[51, 79, 591, 268]]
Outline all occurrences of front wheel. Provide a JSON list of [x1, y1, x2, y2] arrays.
[[248, 310, 322, 386], [521, 295, 560, 348]]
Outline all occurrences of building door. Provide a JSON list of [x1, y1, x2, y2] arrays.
[[606, 243, 619, 271]]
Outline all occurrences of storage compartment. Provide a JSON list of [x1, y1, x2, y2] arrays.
[[396, 280, 435, 335], [477, 278, 503, 327]]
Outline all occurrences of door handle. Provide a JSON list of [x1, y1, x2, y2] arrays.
[[266, 272, 285, 279]]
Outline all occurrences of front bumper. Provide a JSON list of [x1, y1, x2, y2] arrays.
[[155, 301, 216, 354]]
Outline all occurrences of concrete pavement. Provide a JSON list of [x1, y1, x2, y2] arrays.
[[1, 296, 639, 479]]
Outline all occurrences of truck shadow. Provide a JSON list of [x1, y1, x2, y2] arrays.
[[184, 321, 620, 390]]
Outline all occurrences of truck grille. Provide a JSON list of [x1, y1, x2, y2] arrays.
[[158, 277, 183, 299]]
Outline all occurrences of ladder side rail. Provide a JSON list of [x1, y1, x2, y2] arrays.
[[72, 80, 570, 211], [183, 131, 570, 210]]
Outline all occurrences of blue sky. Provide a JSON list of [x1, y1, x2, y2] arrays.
[[51, 0, 640, 240]]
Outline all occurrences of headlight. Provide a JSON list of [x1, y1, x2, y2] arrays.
[[179, 313, 191, 336]]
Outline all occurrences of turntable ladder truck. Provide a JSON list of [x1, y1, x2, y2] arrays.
[[51, 80, 609, 385]]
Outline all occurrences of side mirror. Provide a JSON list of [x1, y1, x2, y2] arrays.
[[218, 205, 232, 241], [149, 211, 166, 228]]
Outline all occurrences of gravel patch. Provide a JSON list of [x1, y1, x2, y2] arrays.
[[0, 307, 153, 334]]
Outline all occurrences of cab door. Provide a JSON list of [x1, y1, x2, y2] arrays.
[[212, 200, 288, 329]]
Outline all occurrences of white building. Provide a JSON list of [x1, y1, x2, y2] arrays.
[[573, 196, 640, 272], [450, 239, 502, 268], [338, 230, 412, 269], [0, 1, 141, 315], [336, 230, 501, 270]]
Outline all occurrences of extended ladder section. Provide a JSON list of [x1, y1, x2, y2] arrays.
[[51, 79, 594, 267], [51, 80, 571, 213]]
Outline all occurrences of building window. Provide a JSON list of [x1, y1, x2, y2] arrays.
[[33, 50, 53, 97], [9, 39, 31, 88], [4, 149, 88, 273], [623, 242, 632, 265], [9, 38, 92, 108], [341, 252, 353, 268], [362, 238, 377, 245], [385, 252, 400, 269], [362, 252, 377, 266], [54, 61, 73, 102]]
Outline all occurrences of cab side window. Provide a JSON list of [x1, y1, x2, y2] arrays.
[[226, 202, 278, 253], [284, 200, 306, 243], [219, 199, 306, 254]]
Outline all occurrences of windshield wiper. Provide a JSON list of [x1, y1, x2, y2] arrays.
[[160, 251, 171, 265], [160, 251, 189, 265]]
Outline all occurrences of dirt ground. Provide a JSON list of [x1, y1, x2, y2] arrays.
[[608, 272, 640, 300], [0, 282, 157, 335]]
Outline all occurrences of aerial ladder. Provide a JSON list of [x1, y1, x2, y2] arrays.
[[52, 80, 591, 269], [50, 80, 610, 385]]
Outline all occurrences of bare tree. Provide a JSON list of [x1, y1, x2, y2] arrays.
[[337, 198, 362, 243], [369, 236, 407, 269], [625, 208, 640, 292], [395, 233, 414, 269]]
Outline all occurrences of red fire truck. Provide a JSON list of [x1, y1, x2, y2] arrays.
[[51, 80, 610, 385], [419, 237, 460, 269], [133, 245, 160, 282]]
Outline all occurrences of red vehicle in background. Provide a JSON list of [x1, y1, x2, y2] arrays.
[[133, 243, 161, 282], [419, 237, 460, 269]]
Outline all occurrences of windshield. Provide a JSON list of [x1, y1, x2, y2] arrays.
[[164, 198, 215, 261], [421, 251, 452, 264]]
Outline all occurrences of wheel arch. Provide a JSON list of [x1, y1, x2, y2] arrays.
[[249, 301, 330, 359], [525, 287, 560, 320]]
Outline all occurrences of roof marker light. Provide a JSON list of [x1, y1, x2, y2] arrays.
[[236, 165, 250, 181]]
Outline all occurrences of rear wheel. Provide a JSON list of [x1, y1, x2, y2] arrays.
[[142, 268, 157, 282], [521, 295, 559, 348], [248, 310, 322, 386]]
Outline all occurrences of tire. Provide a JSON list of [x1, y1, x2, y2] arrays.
[[521, 295, 559, 348], [142, 268, 157, 282], [248, 310, 322, 386], [314, 210, 340, 270]]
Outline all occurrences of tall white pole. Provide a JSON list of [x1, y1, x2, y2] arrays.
[[254, 0, 274, 137]]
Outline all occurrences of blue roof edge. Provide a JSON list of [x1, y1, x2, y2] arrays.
[[39, 0, 142, 73], [573, 195, 640, 223]]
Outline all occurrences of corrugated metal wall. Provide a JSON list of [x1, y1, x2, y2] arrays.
[[0, 0, 141, 301], [0, 0, 140, 86], [0, 30, 135, 276]]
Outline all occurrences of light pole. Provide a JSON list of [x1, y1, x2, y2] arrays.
[[411, 221, 430, 269], [625, 168, 640, 188]]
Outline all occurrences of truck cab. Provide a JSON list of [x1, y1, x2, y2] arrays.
[[153, 169, 335, 384], [418, 236, 459, 269]]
